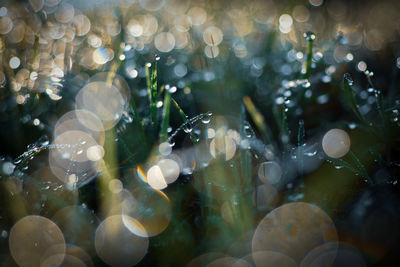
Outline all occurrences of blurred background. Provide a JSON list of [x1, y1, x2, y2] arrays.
[[0, 0, 400, 266]]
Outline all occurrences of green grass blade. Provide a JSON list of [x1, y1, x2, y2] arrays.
[[297, 120, 305, 176], [243, 96, 272, 144], [343, 73, 369, 125], [160, 91, 171, 141], [146, 62, 157, 126], [171, 97, 199, 143], [325, 156, 361, 176], [348, 150, 372, 184], [304, 37, 313, 79]]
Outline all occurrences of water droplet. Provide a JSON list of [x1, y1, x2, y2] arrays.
[[184, 124, 193, 133], [122, 111, 133, 123], [302, 80, 311, 88], [182, 168, 193, 175], [344, 73, 353, 86], [303, 31, 316, 41], [37, 136, 49, 147], [305, 151, 317, 156], [348, 122, 357, 129], [201, 112, 212, 124], [167, 86, 177, 93], [13, 158, 22, 165]]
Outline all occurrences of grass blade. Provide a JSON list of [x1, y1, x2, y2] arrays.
[[325, 156, 361, 176], [146, 61, 158, 126], [160, 91, 171, 141], [297, 120, 305, 176], [343, 73, 369, 125], [304, 33, 314, 79], [348, 150, 373, 184], [171, 97, 199, 143], [243, 96, 273, 144]]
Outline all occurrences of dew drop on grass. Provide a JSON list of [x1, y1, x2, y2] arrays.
[[184, 126, 193, 133], [303, 31, 316, 41], [122, 111, 133, 123], [182, 168, 193, 175], [344, 73, 353, 86], [201, 112, 212, 124], [348, 122, 357, 129], [167, 86, 177, 93]]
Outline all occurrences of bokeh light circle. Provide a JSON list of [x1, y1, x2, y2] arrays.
[[322, 129, 351, 158], [9, 215, 66, 267], [252, 202, 338, 264], [95, 215, 149, 267], [75, 81, 126, 129], [257, 161, 282, 184]]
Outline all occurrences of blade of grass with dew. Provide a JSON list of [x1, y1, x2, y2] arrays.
[[343, 73, 369, 126], [243, 96, 273, 144], [239, 104, 253, 206], [166, 112, 212, 144], [281, 104, 290, 139], [297, 120, 305, 177], [366, 74, 387, 125], [304, 34, 314, 80], [171, 97, 199, 143], [160, 90, 171, 141], [325, 156, 362, 177], [348, 150, 373, 184], [146, 62, 158, 127]]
